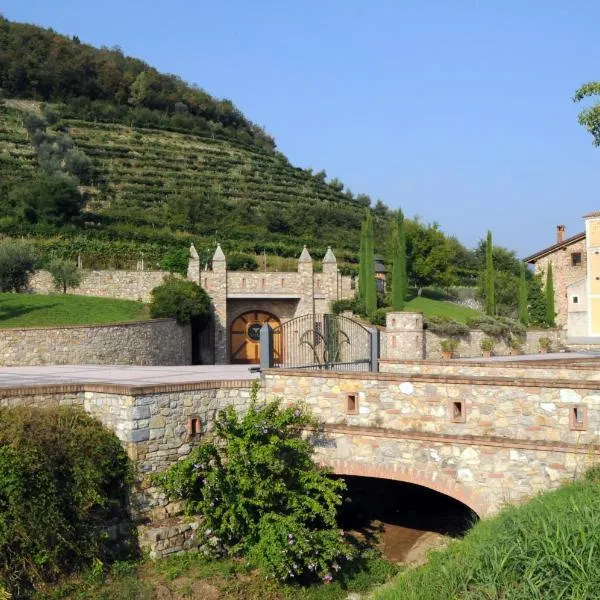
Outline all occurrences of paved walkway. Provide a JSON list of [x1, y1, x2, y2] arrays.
[[0, 364, 258, 388]]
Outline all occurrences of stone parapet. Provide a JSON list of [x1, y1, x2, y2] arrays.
[[0, 319, 191, 366]]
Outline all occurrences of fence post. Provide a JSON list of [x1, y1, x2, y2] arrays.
[[260, 324, 274, 370], [370, 327, 380, 372]]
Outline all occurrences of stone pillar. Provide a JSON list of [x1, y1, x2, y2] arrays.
[[211, 245, 228, 364], [322, 246, 338, 306], [296, 246, 314, 317], [382, 311, 424, 360], [187, 243, 200, 282]]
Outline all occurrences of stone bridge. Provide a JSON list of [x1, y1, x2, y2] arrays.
[[263, 359, 600, 517]]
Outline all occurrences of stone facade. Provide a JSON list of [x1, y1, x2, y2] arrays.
[[189, 244, 354, 364], [0, 319, 191, 366], [262, 368, 600, 515], [30, 269, 171, 303]]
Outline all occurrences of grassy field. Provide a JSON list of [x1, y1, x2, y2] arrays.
[[44, 552, 398, 600], [373, 469, 600, 600], [401, 289, 481, 323], [0, 293, 147, 328]]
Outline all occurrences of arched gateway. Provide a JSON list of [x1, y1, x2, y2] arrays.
[[230, 311, 281, 364]]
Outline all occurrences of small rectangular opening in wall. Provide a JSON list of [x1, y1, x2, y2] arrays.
[[346, 394, 358, 414], [187, 417, 202, 436], [450, 400, 466, 423], [570, 406, 587, 431]]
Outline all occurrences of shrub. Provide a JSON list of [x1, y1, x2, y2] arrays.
[[508, 335, 522, 351], [149, 276, 211, 325], [0, 406, 132, 594], [159, 248, 189, 276], [538, 336, 552, 352], [425, 316, 469, 338], [154, 384, 355, 583], [0, 240, 36, 292], [467, 315, 515, 339], [331, 298, 355, 315], [47, 258, 82, 293], [480, 337, 495, 352], [440, 338, 459, 354], [227, 252, 259, 271]]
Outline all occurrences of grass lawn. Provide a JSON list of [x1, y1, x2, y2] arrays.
[[403, 291, 481, 323], [0, 293, 148, 328], [45, 552, 398, 600]]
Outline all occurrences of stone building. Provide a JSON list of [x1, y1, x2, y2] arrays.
[[187, 244, 355, 364], [524, 214, 600, 339]]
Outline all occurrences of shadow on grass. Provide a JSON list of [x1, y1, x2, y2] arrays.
[[0, 302, 59, 323]]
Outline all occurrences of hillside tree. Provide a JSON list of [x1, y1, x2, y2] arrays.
[[545, 263, 556, 327], [518, 262, 529, 325], [364, 212, 377, 317], [391, 210, 407, 310], [358, 220, 367, 300], [484, 231, 495, 316]]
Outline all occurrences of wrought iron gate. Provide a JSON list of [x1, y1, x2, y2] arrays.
[[262, 313, 378, 372]]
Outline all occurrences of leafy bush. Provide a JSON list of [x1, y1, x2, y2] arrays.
[[0, 406, 132, 595], [227, 252, 259, 271], [149, 276, 211, 325], [159, 248, 189, 275], [0, 240, 36, 292], [371, 307, 388, 327], [47, 258, 82, 293], [538, 336, 552, 352], [331, 298, 355, 315], [480, 337, 495, 352], [154, 384, 355, 583], [424, 315, 469, 338], [440, 338, 459, 353], [467, 315, 526, 340]]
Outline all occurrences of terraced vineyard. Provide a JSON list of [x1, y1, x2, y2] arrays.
[[0, 102, 386, 268]]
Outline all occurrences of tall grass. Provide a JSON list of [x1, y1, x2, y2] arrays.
[[374, 469, 600, 600]]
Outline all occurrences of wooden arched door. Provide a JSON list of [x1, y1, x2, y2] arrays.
[[230, 311, 281, 364]]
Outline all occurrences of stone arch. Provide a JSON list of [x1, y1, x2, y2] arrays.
[[320, 458, 491, 518]]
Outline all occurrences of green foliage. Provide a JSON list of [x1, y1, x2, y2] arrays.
[[406, 221, 457, 292], [47, 258, 82, 293], [484, 230, 495, 316], [154, 385, 355, 583], [149, 276, 210, 325], [574, 81, 600, 146], [424, 315, 470, 338], [6, 174, 83, 225], [440, 338, 459, 353], [538, 336, 552, 352], [0, 240, 36, 292], [466, 315, 525, 339], [330, 299, 355, 315], [0, 406, 131, 594], [358, 221, 367, 301], [390, 210, 407, 311], [528, 273, 551, 328], [227, 252, 259, 271], [159, 248, 189, 276], [364, 212, 377, 317], [545, 263, 556, 328], [518, 263, 529, 325], [480, 336, 495, 352], [374, 471, 600, 600]]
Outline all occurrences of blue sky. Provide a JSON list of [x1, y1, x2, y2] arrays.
[[4, 1, 600, 256]]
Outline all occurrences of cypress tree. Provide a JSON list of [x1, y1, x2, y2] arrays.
[[391, 210, 407, 310], [364, 212, 377, 317], [545, 263, 556, 327], [358, 221, 366, 300], [518, 262, 528, 325], [485, 230, 495, 316]]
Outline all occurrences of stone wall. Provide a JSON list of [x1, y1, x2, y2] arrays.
[[380, 311, 563, 361], [0, 319, 191, 366], [263, 368, 600, 515], [30, 269, 170, 302]]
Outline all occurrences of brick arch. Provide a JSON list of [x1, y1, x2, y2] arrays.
[[320, 459, 491, 518]]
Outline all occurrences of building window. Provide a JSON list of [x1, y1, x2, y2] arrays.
[[186, 417, 202, 436], [571, 252, 582, 267], [449, 400, 466, 423], [572, 296, 579, 304]]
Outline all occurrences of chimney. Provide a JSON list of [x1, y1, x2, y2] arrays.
[[556, 225, 565, 244]]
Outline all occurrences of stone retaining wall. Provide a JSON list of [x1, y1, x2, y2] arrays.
[[0, 319, 191, 366], [30, 269, 170, 302], [138, 516, 202, 560]]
